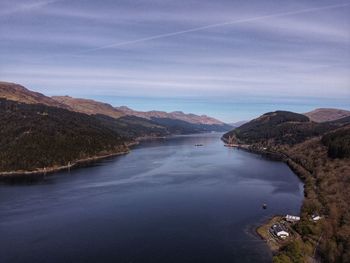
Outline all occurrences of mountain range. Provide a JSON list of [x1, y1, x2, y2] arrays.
[[0, 82, 229, 128], [0, 81, 231, 174]]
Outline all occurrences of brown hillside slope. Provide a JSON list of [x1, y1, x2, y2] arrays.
[[305, 108, 350, 122], [0, 81, 69, 109], [116, 106, 224, 125], [52, 96, 125, 119]]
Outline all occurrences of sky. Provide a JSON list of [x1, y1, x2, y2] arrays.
[[0, 0, 349, 122]]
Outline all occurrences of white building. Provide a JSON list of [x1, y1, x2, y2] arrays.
[[285, 214, 300, 222], [271, 224, 289, 239], [312, 214, 322, 221]]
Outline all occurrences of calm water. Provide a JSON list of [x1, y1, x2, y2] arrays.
[[0, 133, 303, 263]]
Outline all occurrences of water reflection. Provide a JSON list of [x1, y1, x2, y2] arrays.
[[0, 133, 303, 263]]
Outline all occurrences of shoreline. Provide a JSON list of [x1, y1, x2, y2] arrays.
[[0, 148, 131, 178], [222, 137, 308, 256], [0, 134, 172, 179], [256, 216, 284, 253]]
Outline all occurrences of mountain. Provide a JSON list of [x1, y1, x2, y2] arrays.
[[0, 81, 232, 174], [228, 120, 248, 127], [1, 82, 230, 134], [223, 110, 349, 145], [148, 117, 232, 134], [95, 114, 169, 138], [50, 95, 227, 127], [222, 110, 350, 262], [116, 106, 225, 125], [304, 108, 350, 122], [0, 98, 128, 174], [52, 96, 125, 119], [52, 97, 231, 133], [0, 82, 69, 109]]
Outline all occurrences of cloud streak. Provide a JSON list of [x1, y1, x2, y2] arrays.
[[0, 0, 62, 16], [0, 0, 349, 121], [77, 2, 350, 53]]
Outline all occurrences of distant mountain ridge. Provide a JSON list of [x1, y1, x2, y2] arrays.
[[0, 82, 227, 127], [0, 81, 230, 136], [115, 106, 225, 125], [0, 81, 231, 174], [228, 120, 248, 127], [304, 108, 350, 122]]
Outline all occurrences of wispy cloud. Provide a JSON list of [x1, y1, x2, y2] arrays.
[[74, 2, 350, 53], [0, 0, 349, 121], [0, 0, 62, 16]]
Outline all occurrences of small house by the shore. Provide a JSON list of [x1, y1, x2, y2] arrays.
[[285, 214, 300, 222], [271, 224, 289, 239]]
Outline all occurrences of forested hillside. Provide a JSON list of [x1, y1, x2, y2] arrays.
[[223, 110, 350, 263], [150, 117, 232, 134], [0, 99, 128, 173], [224, 111, 348, 145]]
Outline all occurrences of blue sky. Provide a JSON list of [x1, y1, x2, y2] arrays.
[[0, 0, 349, 122]]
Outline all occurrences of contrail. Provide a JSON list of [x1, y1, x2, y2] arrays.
[[0, 0, 62, 16], [77, 2, 350, 54]]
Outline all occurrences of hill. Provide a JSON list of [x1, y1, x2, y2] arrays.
[[223, 110, 350, 262], [0, 98, 128, 174], [0, 82, 231, 174], [304, 108, 350, 122], [95, 114, 169, 138], [116, 106, 226, 125], [1, 82, 230, 134], [228, 120, 248, 127], [0, 82, 69, 109], [52, 96, 125, 119], [223, 110, 348, 145], [149, 117, 232, 134], [53, 96, 231, 133]]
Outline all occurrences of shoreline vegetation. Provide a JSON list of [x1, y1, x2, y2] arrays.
[[0, 136, 163, 178], [0, 132, 209, 178], [222, 110, 350, 262], [0, 146, 131, 178], [0, 90, 231, 179], [256, 216, 293, 253], [227, 143, 318, 263]]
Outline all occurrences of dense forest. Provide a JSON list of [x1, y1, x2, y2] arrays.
[[322, 126, 350, 158], [95, 114, 169, 138], [95, 114, 231, 138], [150, 117, 232, 134], [0, 98, 128, 173], [0, 97, 231, 174], [223, 111, 350, 263]]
